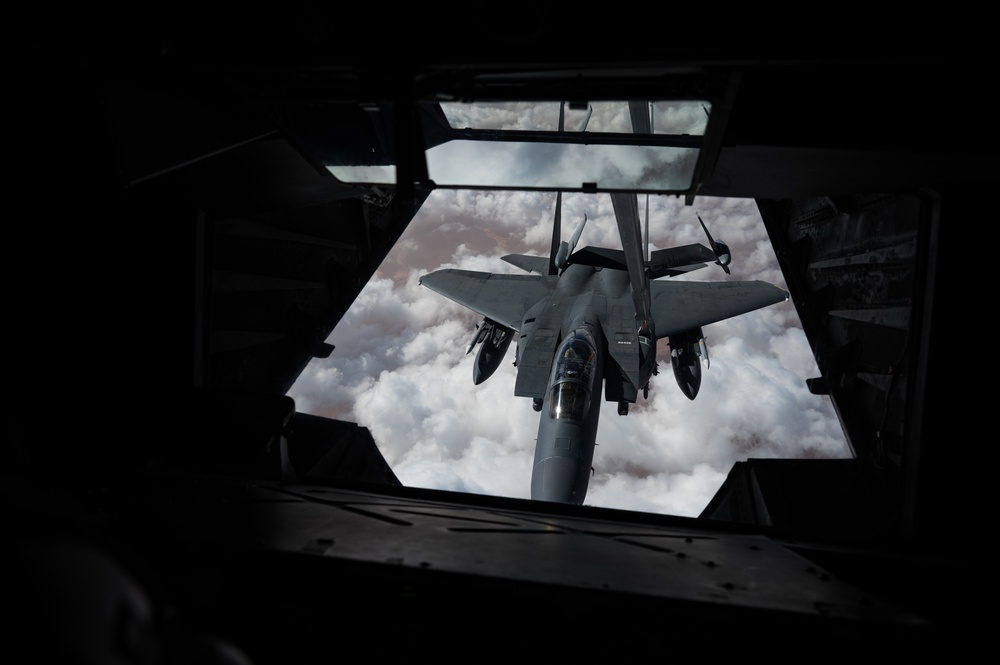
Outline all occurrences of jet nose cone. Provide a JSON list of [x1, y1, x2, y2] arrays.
[[531, 457, 588, 505]]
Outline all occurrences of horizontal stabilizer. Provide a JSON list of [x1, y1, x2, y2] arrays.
[[655, 263, 709, 277], [648, 244, 718, 278], [502, 254, 550, 275], [571, 244, 720, 278], [569, 246, 627, 271]]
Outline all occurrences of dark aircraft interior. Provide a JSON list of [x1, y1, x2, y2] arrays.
[[7, 24, 986, 661]]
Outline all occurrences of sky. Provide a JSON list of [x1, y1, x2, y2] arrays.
[[288, 188, 851, 517]]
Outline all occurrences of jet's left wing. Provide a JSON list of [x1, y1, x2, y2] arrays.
[[650, 280, 788, 338], [419, 269, 556, 331]]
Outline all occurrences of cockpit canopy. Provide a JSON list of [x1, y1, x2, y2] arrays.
[[549, 330, 599, 421]]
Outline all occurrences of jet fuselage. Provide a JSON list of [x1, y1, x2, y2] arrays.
[[526, 265, 653, 504], [531, 314, 604, 503]]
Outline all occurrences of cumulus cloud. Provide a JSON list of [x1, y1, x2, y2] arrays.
[[288, 190, 849, 516]]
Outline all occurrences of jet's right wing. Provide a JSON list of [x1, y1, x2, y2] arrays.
[[650, 279, 789, 338], [419, 269, 557, 331]]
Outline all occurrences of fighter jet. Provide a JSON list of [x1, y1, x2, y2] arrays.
[[419, 192, 788, 505]]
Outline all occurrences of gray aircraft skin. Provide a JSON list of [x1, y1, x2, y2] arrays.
[[419, 194, 789, 505]]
